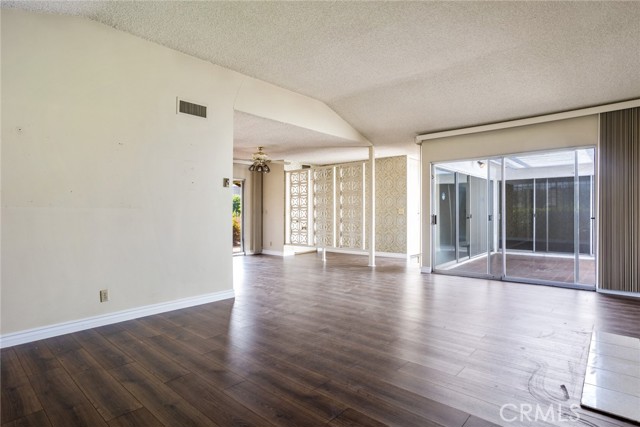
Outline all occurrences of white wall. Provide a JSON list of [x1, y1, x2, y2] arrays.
[[1, 9, 240, 335], [420, 115, 599, 270], [407, 157, 421, 257], [1, 9, 365, 339]]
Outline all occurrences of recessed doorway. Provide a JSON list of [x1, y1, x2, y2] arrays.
[[432, 147, 596, 289], [232, 179, 245, 255]]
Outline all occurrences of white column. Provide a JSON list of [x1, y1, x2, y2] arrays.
[[368, 146, 376, 267]]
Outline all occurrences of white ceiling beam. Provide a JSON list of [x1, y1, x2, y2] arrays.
[[416, 99, 640, 143]]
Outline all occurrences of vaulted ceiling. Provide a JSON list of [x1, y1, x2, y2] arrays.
[[4, 1, 640, 164]]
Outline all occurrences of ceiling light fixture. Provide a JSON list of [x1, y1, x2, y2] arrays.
[[248, 146, 271, 173]]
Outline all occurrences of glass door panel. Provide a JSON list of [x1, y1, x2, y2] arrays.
[[433, 161, 491, 276], [434, 168, 456, 267], [505, 179, 534, 251], [489, 159, 503, 278], [534, 179, 548, 253], [505, 150, 575, 284], [577, 148, 596, 285], [457, 173, 470, 261], [448, 161, 490, 276], [432, 148, 595, 289], [468, 175, 488, 258], [547, 177, 575, 254]]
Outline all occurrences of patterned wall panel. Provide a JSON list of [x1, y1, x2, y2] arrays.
[[338, 163, 365, 249], [375, 156, 407, 253], [313, 167, 334, 247], [364, 162, 371, 250], [288, 170, 310, 245], [286, 157, 409, 254]]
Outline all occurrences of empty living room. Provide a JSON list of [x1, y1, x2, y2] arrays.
[[1, 2, 639, 427]]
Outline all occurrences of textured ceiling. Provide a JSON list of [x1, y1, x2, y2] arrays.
[[234, 112, 372, 165], [4, 1, 640, 163]]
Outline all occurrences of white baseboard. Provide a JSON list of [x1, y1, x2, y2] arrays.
[[375, 251, 408, 259], [323, 248, 412, 259], [597, 288, 640, 298], [421, 266, 432, 274], [323, 247, 368, 255], [285, 245, 317, 255], [0, 289, 235, 349], [293, 249, 318, 255], [261, 249, 295, 257]]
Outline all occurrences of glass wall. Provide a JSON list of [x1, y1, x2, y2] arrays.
[[433, 161, 491, 277], [577, 149, 596, 285], [504, 150, 576, 283], [432, 148, 596, 288], [434, 168, 456, 266], [489, 159, 503, 278]]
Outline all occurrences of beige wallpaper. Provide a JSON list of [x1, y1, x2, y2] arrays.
[[375, 156, 408, 253], [338, 163, 365, 249]]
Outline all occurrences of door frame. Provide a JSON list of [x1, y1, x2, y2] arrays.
[[430, 146, 597, 290], [232, 178, 245, 256]]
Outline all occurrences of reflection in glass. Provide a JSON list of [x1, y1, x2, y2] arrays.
[[578, 148, 596, 285], [432, 148, 595, 288], [505, 179, 534, 251], [534, 179, 547, 252], [457, 173, 469, 260], [434, 168, 456, 266]]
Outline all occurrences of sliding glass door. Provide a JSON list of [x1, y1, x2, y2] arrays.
[[577, 149, 596, 286], [488, 159, 503, 278], [432, 148, 596, 289], [457, 173, 470, 261], [434, 168, 456, 266], [433, 161, 493, 277], [504, 150, 576, 284]]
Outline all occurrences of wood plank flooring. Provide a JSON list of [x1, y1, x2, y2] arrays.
[[444, 253, 596, 285], [2, 253, 639, 426]]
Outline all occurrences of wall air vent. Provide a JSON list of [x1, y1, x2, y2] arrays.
[[177, 98, 207, 118]]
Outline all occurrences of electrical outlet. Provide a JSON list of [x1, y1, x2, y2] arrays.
[[99, 289, 109, 302]]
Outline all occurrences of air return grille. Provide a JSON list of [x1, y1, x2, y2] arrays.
[[178, 99, 207, 118]]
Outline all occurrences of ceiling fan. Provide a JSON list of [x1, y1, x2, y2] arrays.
[[248, 146, 271, 173], [235, 147, 288, 173]]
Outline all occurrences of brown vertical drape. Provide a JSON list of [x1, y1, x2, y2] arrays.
[[599, 107, 639, 293], [251, 173, 263, 254]]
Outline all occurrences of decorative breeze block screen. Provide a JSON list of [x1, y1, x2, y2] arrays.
[[288, 170, 310, 245], [313, 167, 335, 247]]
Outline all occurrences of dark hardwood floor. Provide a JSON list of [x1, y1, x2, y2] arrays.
[[445, 253, 596, 285], [2, 253, 639, 427]]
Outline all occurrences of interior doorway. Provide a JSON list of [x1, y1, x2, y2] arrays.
[[432, 148, 596, 289], [232, 179, 245, 255]]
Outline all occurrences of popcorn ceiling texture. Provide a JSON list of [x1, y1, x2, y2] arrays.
[[233, 112, 371, 165], [6, 1, 639, 161]]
